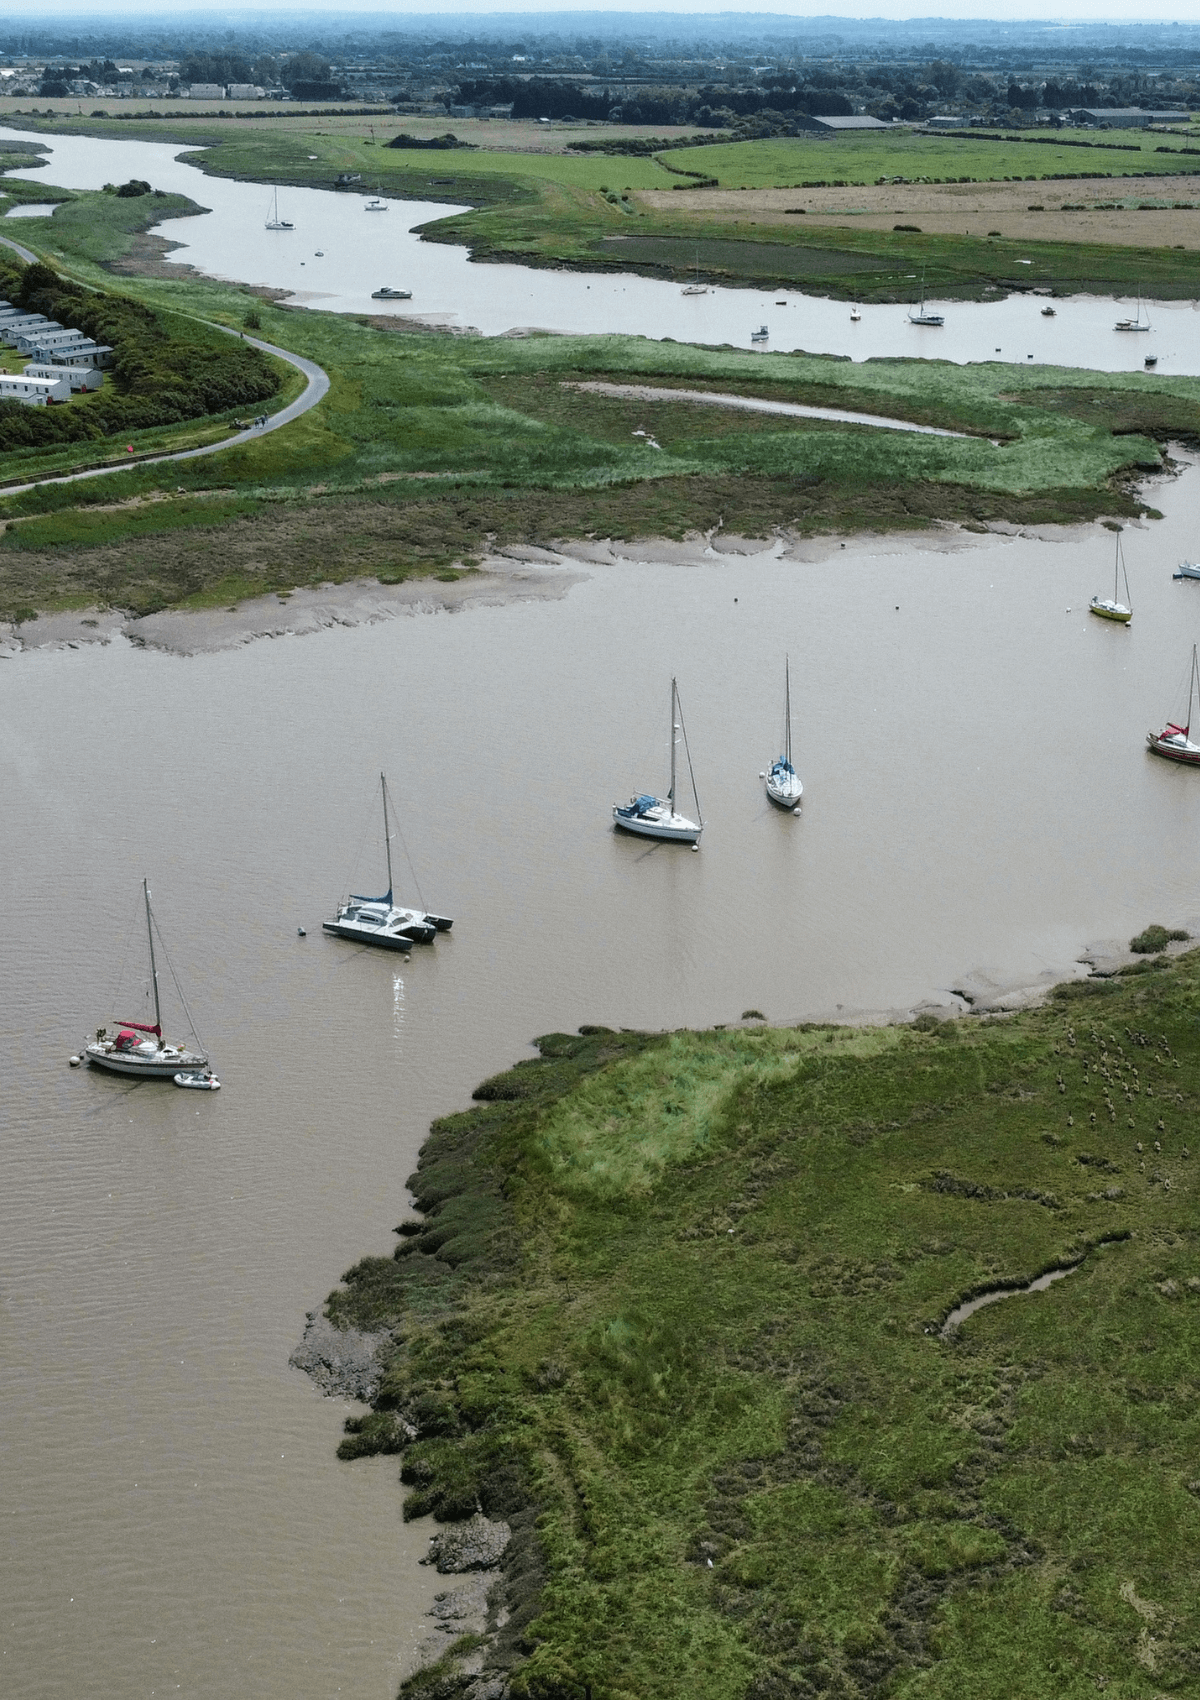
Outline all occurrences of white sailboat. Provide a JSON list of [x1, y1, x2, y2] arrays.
[[762, 657, 803, 811], [265, 187, 293, 231], [323, 773, 452, 949], [908, 271, 944, 327], [613, 679, 703, 845], [1090, 531, 1133, 624], [85, 881, 211, 1079], [1115, 293, 1150, 332], [681, 247, 708, 295], [1147, 644, 1200, 764]]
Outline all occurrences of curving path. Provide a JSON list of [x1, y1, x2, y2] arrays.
[[566, 380, 979, 440], [0, 231, 329, 496]]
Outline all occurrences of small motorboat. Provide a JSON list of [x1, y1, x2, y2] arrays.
[[750, 325, 769, 342], [175, 1071, 221, 1090], [1145, 355, 1158, 368], [850, 307, 862, 321], [364, 197, 388, 211], [1148, 645, 1200, 765], [1174, 561, 1200, 581], [314, 250, 323, 256], [371, 287, 412, 300], [1041, 305, 1056, 317]]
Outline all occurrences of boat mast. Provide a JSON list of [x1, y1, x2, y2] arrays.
[[1189, 645, 1199, 737], [669, 678, 677, 808], [143, 878, 162, 1038], [381, 772, 394, 902], [784, 657, 792, 766]]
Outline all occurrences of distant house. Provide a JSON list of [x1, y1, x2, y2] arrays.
[[16, 328, 87, 355], [0, 373, 70, 405], [24, 361, 103, 391], [187, 83, 225, 100], [793, 114, 896, 134], [1069, 107, 1189, 128], [227, 84, 265, 100], [0, 315, 55, 345]]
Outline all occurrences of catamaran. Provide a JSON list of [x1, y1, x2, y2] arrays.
[[613, 678, 703, 845], [762, 657, 803, 811], [1148, 645, 1200, 764], [1090, 531, 1133, 624], [323, 773, 452, 950], [265, 187, 293, 230], [85, 880, 211, 1079], [908, 271, 944, 327]]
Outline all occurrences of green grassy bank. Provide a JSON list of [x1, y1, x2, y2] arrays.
[[325, 948, 1200, 1700], [8, 116, 1200, 301], [0, 183, 1193, 622]]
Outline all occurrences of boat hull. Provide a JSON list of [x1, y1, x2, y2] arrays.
[[86, 1043, 207, 1078], [766, 777, 803, 808], [322, 919, 434, 947], [1175, 563, 1200, 581], [1089, 598, 1131, 624], [613, 804, 701, 843], [1147, 733, 1200, 764]]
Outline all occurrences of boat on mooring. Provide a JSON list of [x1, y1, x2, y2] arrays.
[[613, 678, 703, 846], [1089, 531, 1133, 624], [762, 657, 803, 811], [323, 772, 452, 949], [371, 286, 412, 300], [1148, 644, 1200, 764], [908, 271, 944, 327], [1115, 294, 1150, 332], [264, 187, 293, 230], [364, 196, 388, 211], [1174, 561, 1200, 581], [85, 880, 211, 1079]]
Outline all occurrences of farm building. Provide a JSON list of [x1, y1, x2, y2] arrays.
[[24, 361, 103, 391], [1068, 107, 1189, 127], [792, 114, 896, 133], [0, 373, 71, 405]]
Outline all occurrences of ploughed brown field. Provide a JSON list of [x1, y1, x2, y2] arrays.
[[638, 173, 1200, 249]]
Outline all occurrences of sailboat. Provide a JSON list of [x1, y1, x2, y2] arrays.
[[1147, 644, 1200, 764], [1089, 531, 1133, 624], [681, 247, 708, 295], [908, 271, 944, 327], [1114, 293, 1149, 332], [265, 187, 293, 231], [613, 678, 703, 845], [323, 773, 452, 949], [85, 881, 211, 1079], [364, 192, 388, 211], [762, 657, 803, 811]]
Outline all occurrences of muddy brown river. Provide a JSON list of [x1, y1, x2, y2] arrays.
[[6, 461, 1200, 1698]]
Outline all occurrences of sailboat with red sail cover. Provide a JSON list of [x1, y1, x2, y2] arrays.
[[85, 880, 210, 1078], [1147, 645, 1200, 765]]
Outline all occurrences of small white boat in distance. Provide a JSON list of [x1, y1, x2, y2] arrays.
[[324, 772, 452, 950], [265, 187, 293, 230], [1115, 294, 1150, 332], [681, 282, 708, 295], [614, 678, 703, 845], [1173, 561, 1200, 581], [365, 197, 388, 211], [1148, 644, 1200, 765], [750, 325, 769, 342], [1041, 305, 1056, 317], [175, 1071, 220, 1090], [764, 657, 803, 811], [908, 270, 943, 326], [850, 306, 862, 321], [371, 287, 412, 300], [85, 880, 210, 1079], [1089, 531, 1133, 624]]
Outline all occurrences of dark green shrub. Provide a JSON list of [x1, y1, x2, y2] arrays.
[[1130, 923, 1189, 954]]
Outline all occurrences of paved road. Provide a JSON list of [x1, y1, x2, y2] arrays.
[[0, 231, 330, 495]]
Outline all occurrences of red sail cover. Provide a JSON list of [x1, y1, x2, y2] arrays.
[[1165, 724, 1189, 738], [118, 1020, 162, 1036]]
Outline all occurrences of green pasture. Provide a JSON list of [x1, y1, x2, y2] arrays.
[[328, 951, 1200, 1700]]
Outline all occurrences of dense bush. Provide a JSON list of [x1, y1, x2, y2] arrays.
[[0, 259, 279, 454]]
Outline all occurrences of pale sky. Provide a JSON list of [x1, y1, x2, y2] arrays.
[[11, 4, 1200, 23]]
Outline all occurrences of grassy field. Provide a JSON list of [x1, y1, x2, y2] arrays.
[[325, 946, 1200, 1700], [8, 113, 1200, 302], [0, 181, 1196, 621]]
